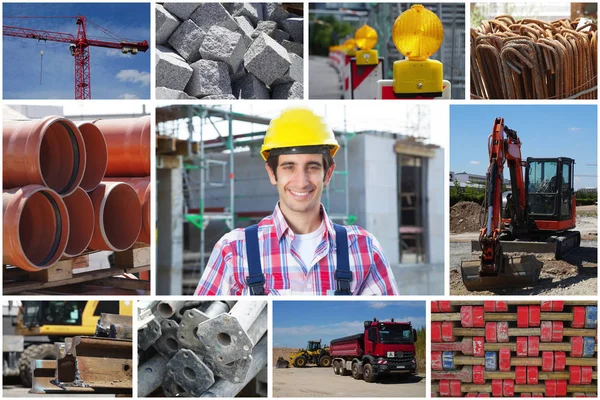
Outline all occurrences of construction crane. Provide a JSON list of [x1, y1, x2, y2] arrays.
[[3, 15, 149, 99]]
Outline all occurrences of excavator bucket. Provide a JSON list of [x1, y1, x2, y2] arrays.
[[460, 255, 543, 292], [276, 357, 290, 368]]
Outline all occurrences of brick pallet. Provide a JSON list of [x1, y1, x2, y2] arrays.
[[431, 301, 597, 397]]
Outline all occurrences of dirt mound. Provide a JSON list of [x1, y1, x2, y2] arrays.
[[451, 201, 484, 233]]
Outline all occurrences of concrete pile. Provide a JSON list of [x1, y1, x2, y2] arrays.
[[156, 2, 304, 99], [2, 116, 151, 272], [138, 300, 268, 397]]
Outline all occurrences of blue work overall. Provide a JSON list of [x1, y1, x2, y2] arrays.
[[244, 223, 352, 295]]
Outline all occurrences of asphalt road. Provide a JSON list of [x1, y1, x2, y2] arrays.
[[273, 367, 425, 397]]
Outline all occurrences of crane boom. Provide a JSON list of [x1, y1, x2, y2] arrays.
[[2, 15, 148, 99]]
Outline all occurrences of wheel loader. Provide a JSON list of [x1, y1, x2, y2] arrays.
[[3, 300, 132, 387], [276, 339, 332, 368], [460, 118, 580, 291]]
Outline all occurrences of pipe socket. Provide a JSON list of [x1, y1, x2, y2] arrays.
[[88, 181, 142, 251], [62, 187, 94, 257], [104, 177, 150, 244], [3, 185, 69, 271], [3, 116, 86, 196], [76, 122, 108, 192]]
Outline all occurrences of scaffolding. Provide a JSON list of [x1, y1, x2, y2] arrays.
[[156, 105, 355, 294]]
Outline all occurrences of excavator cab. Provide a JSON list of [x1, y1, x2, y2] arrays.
[[526, 157, 576, 226]]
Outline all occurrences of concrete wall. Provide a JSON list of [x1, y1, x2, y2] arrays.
[[361, 135, 399, 264], [427, 147, 445, 264]]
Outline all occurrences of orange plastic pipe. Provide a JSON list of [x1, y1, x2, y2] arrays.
[[104, 177, 150, 244], [3, 185, 70, 271], [88, 182, 142, 251], [62, 187, 95, 257], [3, 116, 86, 196], [93, 116, 150, 177], [77, 122, 108, 192]]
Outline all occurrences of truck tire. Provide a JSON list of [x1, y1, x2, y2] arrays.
[[351, 362, 362, 380], [18, 344, 56, 387], [293, 356, 307, 368], [319, 355, 332, 368], [363, 363, 376, 383], [333, 361, 340, 375]]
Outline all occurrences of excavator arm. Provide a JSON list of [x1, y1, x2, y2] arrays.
[[461, 118, 543, 291]]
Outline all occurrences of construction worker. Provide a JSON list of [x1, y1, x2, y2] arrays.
[[195, 108, 399, 295]]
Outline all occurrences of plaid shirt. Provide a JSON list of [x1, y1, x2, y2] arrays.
[[195, 204, 399, 296]]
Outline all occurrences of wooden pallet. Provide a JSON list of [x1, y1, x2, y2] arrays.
[[3, 245, 150, 295]]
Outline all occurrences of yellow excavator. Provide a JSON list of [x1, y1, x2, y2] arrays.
[[3, 300, 133, 387], [276, 339, 332, 368]]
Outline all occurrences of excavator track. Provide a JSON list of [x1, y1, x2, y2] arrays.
[[460, 255, 543, 292]]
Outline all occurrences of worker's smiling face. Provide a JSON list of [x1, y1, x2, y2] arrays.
[[266, 153, 334, 215]]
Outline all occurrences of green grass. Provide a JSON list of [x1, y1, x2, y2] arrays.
[[415, 327, 426, 373]]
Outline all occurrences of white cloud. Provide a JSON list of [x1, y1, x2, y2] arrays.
[[119, 93, 140, 99], [116, 69, 150, 86], [369, 302, 389, 309], [470, 160, 480, 165], [568, 127, 582, 132]]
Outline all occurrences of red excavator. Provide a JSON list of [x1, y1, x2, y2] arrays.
[[461, 117, 580, 291]]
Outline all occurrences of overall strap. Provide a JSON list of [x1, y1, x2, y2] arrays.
[[244, 224, 265, 295], [332, 223, 352, 295]]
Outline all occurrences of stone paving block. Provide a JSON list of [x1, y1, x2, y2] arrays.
[[163, 3, 201, 21], [272, 53, 303, 85], [263, 3, 290, 22], [282, 40, 303, 58], [279, 18, 303, 43], [156, 45, 193, 91], [185, 59, 232, 98], [235, 16, 255, 37], [156, 87, 196, 100], [271, 29, 290, 43], [156, 5, 180, 45], [272, 81, 303, 99], [190, 3, 238, 32], [232, 74, 270, 99], [167, 19, 205, 63], [202, 94, 237, 100], [251, 21, 277, 39], [199, 26, 245, 73], [231, 3, 261, 26], [244, 33, 291, 86]]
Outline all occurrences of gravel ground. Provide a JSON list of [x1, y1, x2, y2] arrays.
[[449, 210, 597, 296]]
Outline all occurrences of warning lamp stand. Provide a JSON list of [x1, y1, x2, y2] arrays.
[[342, 50, 355, 100], [350, 52, 383, 100], [392, 58, 443, 98], [377, 78, 451, 100]]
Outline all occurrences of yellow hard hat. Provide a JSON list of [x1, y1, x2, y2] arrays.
[[261, 108, 339, 161]]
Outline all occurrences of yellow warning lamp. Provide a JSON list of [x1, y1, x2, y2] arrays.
[[343, 38, 357, 56], [354, 24, 379, 66], [391, 4, 444, 97]]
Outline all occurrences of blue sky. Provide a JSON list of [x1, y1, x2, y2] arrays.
[[273, 301, 425, 348], [3, 3, 150, 99], [450, 105, 598, 189]]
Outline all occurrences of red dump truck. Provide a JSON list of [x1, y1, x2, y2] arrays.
[[330, 318, 417, 382]]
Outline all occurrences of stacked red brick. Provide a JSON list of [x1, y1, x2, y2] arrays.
[[431, 301, 597, 397], [3, 115, 150, 272]]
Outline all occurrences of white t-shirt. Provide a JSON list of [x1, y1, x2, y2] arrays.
[[291, 220, 326, 277]]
